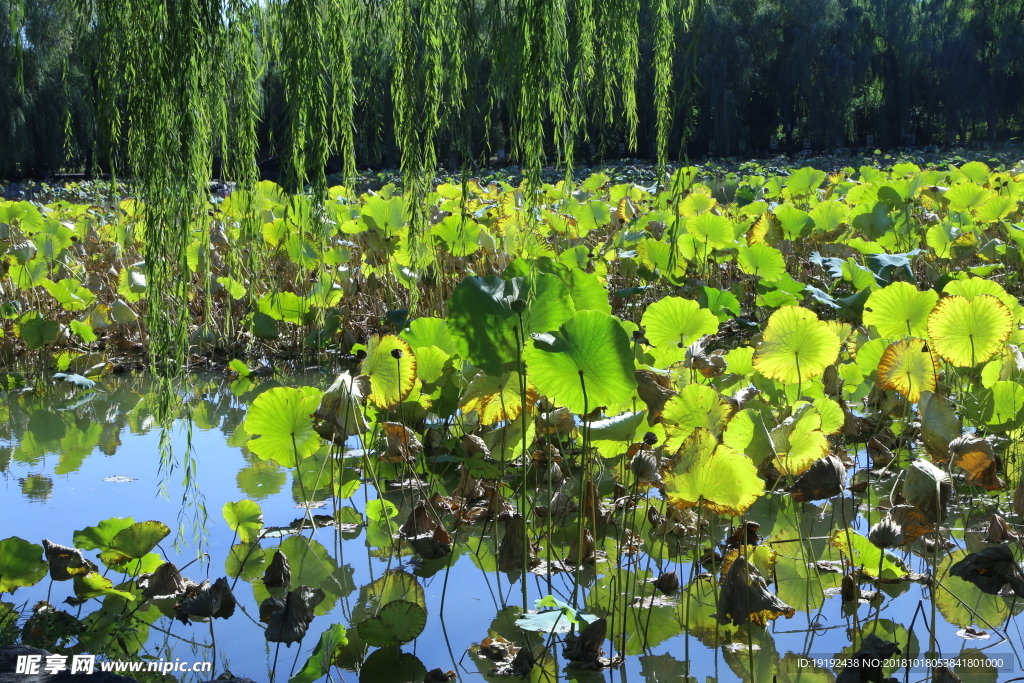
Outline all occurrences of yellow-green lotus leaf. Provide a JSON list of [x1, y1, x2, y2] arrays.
[[660, 384, 733, 437], [361, 335, 417, 408], [927, 295, 1012, 367], [876, 338, 940, 402], [664, 428, 762, 517], [862, 282, 937, 339], [769, 404, 828, 476], [640, 297, 719, 366], [459, 371, 536, 425], [753, 307, 839, 384]]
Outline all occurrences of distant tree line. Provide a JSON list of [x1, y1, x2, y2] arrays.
[[2, 0, 1022, 180]]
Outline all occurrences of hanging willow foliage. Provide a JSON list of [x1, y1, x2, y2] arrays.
[[44, 0, 705, 370]]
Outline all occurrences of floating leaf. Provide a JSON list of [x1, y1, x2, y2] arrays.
[[753, 307, 839, 384], [357, 599, 427, 646]]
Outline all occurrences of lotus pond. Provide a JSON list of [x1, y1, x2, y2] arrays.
[[2, 158, 1024, 682]]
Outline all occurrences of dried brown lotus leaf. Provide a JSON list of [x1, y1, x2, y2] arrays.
[[985, 514, 1018, 543], [382, 422, 423, 462], [460, 433, 490, 457], [42, 539, 95, 581], [785, 454, 847, 502], [949, 545, 1024, 597], [400, 501, 438, 539], [176, 576, 236, 622], [634, 369, 676, 426], [712, 556, 794, 627], [569, 527, 596, 565], [313, 372, 367, 444], [141, 561, 186, 599], [264, 585, 326, 644], [866, 437, 894, 467], [1014, 483, 1024, 518], [950, 435, 1004, 490], [539, 407, 576, 436], [263, 550, 291, 589], [497, 514, 538, 573], [564, 618, 618, 670]]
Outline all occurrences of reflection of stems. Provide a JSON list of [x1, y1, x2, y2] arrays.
[[208, 620, 217, 679], [269, 640, 281, 682]]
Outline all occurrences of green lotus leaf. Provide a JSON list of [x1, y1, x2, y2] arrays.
[[944, 182, 992, 212], [257, 292, 310, 324], [927, 294, 1012, 367], [400, 317, 456, 355], [685, 212, 734, 248], [769, 404, 828, 476], [431, 215, 481, 256], [365, 499, 398, 522], [664, 428, 763, 517], [291, 623, 349, 683], [446, 274, 575, 375], [17, 314, 61, 350], [98, 521, 171, 566], [737, 244, 786, 281], [357, 599, 427, 646], [0, 537, 48, 594], [987, 381, 1024, 426], [73, 571, 136, 601], [360, 335, 417, 408], [862, 282, 938, 339], [523, 310, 636, 414], [828, 529, 907, 581], [809, 199, 849, 233], [245, 386, 323, 467], [784, 167, 826, 197], [943, 277, 1021, 320], [753, 307, 839, 384], [661, 384, 732, 437], [640, 296, 719, 366], [223, 500, 264, 544], [73, 517, 136, 551]]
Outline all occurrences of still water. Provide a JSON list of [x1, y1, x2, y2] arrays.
[[1, 373, 1020, 682]]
